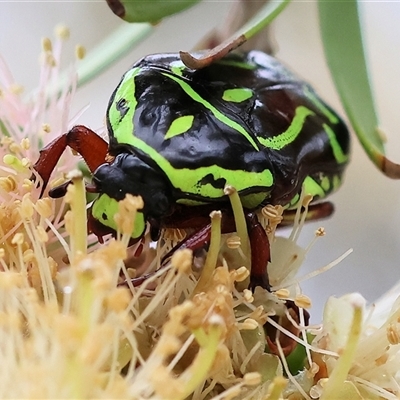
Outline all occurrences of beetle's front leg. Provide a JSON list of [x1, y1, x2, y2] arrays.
[[33, 125, 108, 195]]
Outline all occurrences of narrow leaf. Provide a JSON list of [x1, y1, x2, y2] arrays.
[[106, 0, 201, 23], [318, 0, 400, 178]]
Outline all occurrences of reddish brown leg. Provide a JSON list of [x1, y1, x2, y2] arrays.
[[127, 211, 271, 291], [247, 213, 271, 291], [33, 125, 108, 194], [280, 201, 334, 227], [265, 301, 310, 356]]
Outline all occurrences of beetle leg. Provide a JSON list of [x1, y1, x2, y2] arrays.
[[123, 223, 213, 287], [265, 300, 310, 356], [161, 222, 213, 266], [280, 201, 334, 227], [33, 125, 108, 194], [127, 211, 271, 291], [162, 212, 271, 290], [246, 213, 271, 291]]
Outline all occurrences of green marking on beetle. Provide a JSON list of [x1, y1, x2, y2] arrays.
[[215, 59, 257, 70], [320, 175, 331, 192], [305, 87, 339, 124], [323, 123, 348, 164], [240, 192, 269, 209], [288, 193, 300, 208], [114, 130, 273, 199], [162, 72, 260, 151], [170, 60, 186, 76], [332, 175, 342, 191], [108, 67, 140, 139], [258, 106, 315, 150], [165, 115, 194, 140], [222, 88, 253, 103], [302, 176, 326, 198], [92, 193, 145, 239]]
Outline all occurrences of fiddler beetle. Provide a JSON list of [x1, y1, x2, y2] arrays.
[[33, 50, 350, 289]]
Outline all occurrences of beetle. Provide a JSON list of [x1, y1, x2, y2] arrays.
[[33, 50, 350, 289]]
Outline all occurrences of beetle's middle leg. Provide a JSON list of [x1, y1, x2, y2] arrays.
[[154, 210, 271, 291], [280, 201, 335, 227]]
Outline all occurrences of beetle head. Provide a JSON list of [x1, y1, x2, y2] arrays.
[[90, 153, 171, 241]]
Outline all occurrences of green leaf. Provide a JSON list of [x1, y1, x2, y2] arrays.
[[76, 23, 153, 88], [105, 0, 201, 23], [319, 0, 381, 152], [318, 0, 400, 178]]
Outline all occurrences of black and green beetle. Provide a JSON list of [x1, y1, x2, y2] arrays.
[[34, 50, 350, 288]]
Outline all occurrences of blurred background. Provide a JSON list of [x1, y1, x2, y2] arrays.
[[1, 1, 399, 322]]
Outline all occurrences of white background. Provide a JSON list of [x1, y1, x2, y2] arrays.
[[1, 1, 399, 322]]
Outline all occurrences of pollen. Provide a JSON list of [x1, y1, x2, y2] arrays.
[[0, 271, 24, 289], [9, 142, 21, 153], [23, 249, 35, 263], [261, 204, 284, 222], [20, 194, 34, 219], [20, 138, 30, 150], [275, 288, 290, 299], [243, 371, 262, 386], [239, 318, 258, 330], [105, 287, 131, 313], [9, 83, 24, 95], [387, 323, 400, 345], [21, 157, 30, 168], [226, 235, 241, 249], [295, 293, 312, 309], [234, 266, 249, 282], [0, 176, 17, 192], [170, 249, 192, 273], [35, 198, 53, 219], [309, 362, 320, 376], [11, 232, 24, 246], [315, 227, 326, 237], [75, 45, 86, 60], [114, 194, 143, 237], [41, 37, 53, 52], [242, 288, 254, 302], [41, 123, 51, 133], [43, 52, 56, 67], [55, 24, 70, 40], [223, 185, 236, 196], [35, 226, 49, 243], [163, 228, 186, 243]]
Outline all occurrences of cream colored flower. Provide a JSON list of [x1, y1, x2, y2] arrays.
[[3, 24, 400, 400]]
